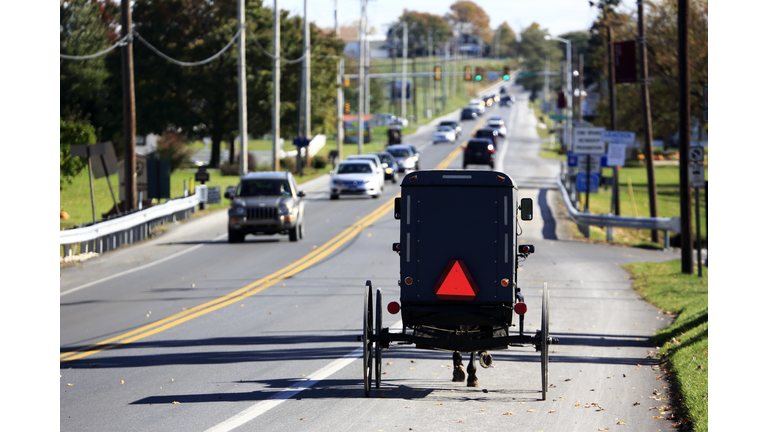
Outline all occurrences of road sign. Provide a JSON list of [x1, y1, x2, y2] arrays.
[[567, 152, 578, 167], [601, 130, 636, 145], [689, 147, 704, 162], [573, 127, 606, 155], [689, 162, 706, 187], [293, 137, 310, 147], [550, 114, 570, 121], [576, 172, 600, 193], [606, 143, 627, 167], [578, 155, 601, 173]]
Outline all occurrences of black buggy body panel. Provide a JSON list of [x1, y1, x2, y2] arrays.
[[397, 170, 519, 333]]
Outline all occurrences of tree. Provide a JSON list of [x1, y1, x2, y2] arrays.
[[444, 1, 491, 42], [60, 118, 95, 190], [589, 0, 708, 140], [496, 22, 517, 59], [390, 10, 453, 57], [517, 23, 563, 95], [60, 0, 112, 125]]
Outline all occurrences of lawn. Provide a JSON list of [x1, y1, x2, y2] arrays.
[[625, 259, 708, 432]]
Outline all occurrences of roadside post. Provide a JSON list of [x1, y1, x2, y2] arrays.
[[689, 145, 706, 277], [601, 131, 634, 242], [195, 167, 210, 210], [573, 127, 605, 238]]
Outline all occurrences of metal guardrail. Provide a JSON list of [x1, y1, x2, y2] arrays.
[[60, 186, 207, 257], [557, 165, 680, 247]]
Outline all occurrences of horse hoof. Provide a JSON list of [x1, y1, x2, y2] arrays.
[[467, 377, 479, 387], [479, 351, 493, 368], [452, 365, 466, 382]]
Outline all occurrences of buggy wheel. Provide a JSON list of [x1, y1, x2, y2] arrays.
[[362, 282, 374, 397], [375, 288, 383, 388], [540, 282, 550, 400]]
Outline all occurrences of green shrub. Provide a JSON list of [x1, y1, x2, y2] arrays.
[[219, 152, 258, 176], [60, 118, 95, 190], [311, 155, 328, 169], [280, 157, 296, 172], [155, 131, 194, 172]]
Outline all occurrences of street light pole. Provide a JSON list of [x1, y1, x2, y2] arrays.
[[546, 35, 572, 151]]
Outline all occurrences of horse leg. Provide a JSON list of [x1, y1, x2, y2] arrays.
[[467, 351, 479, 387], [452, 351, 466, 382]]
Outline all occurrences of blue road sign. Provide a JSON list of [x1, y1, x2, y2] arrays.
[[567, 152, 578, 167], [293, 137, 310, 147], [576, 172, 600, 193]]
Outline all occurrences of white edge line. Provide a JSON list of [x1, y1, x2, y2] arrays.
[[204, 321, 404, 432], [60, 234, 228, 297]]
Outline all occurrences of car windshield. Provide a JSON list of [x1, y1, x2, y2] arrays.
[[238, 179, 291, 197], [338, 163, 372, 174], [476, 130, 494, 137], [378, 154, 394, 165], [436, 127, 452, 132], [388, 148, 411, 157]]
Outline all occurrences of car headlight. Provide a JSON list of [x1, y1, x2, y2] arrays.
[[278, 204, 290, 215], [234, 207, 245, 215]]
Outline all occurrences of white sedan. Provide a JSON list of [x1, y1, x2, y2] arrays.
[[329, 160, 382, 200], [433, 125, 457, 144], [486, 119, 507, 137]]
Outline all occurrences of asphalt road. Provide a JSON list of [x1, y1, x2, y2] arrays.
[[60, 84, 680, 432]]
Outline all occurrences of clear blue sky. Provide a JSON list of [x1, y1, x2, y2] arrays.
[[266, 0, 601, 37]]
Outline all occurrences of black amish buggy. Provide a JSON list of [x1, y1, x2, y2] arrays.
[[360, 170, 557, 398], [387, 125, 402, 145]]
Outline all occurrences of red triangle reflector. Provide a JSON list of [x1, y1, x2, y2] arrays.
[[434, 260, 478, 300]]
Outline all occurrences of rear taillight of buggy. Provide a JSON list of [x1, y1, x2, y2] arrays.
[[514, 302, 527, 315], [388, 302, 400, 314]]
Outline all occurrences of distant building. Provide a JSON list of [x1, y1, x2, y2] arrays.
[[323, 26, 390, 59]]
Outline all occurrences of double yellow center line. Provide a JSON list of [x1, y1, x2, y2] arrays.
[[60, 198, 396, 363]]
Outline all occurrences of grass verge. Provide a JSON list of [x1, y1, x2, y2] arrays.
[[625, 259, 708, 431]]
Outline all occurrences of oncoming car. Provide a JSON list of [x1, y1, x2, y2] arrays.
[[374, 151, 399, 183], [433, 125, 457, 144], [225, 171, 306, 243], [329, 160, 383, 200], [386, 144, 419, 172]]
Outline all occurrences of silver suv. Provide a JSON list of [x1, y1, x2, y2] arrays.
[[224, 172, 306, 243]]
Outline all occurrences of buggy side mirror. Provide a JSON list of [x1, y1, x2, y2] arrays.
[[520, 198, 533, 221], [394, 197, 401, 220]]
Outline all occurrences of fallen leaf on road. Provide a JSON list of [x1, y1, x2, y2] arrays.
[[527, 409, 535, 412], [171, 401, 179, 404], [617, 420, 626, 425], [502, 412, 514, 415], [300, 418, 306, 420]]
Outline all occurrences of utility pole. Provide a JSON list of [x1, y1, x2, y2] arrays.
[[337, 58, 344, 161], [428, 32, 434, 116], [401, 24, 408, 124], [237, 0, 248, 175], [303, 0, 311, 147], [365, 27, 371, 115], [577, 54, 583, 122], [544, 58, 550, 114], [357, 0, 366, 154], [442, 44, 448, 110], [334, 0, 339, 36], [120, 0, 136, 211], [272, 0, 280, 171], [678, 0, 694, 273], [638, 0, 659, 243], [607, 26, 620, 216]]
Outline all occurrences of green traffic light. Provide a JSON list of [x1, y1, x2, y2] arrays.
[[503, 75, 509, 81], [475, 75, 482, 81]]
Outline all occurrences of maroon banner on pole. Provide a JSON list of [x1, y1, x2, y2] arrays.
[[613, 40, 637, 83]]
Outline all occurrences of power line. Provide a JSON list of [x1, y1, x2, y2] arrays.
[[133, 27, 245, 67], [60, 32, 131, 60]]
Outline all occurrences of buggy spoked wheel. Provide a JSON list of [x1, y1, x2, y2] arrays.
[[375, 288, 383, 389], [540, 282, 550, 400], [363, 282, 374, 397]]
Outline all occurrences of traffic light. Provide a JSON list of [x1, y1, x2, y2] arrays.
[[464, 66, 472, 81], [343, 77, 350, 87], [344, 102, 350, 114], [503, 66, 510, 81], [434, 65, 441, 81], [475, 67, 483, 81]]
